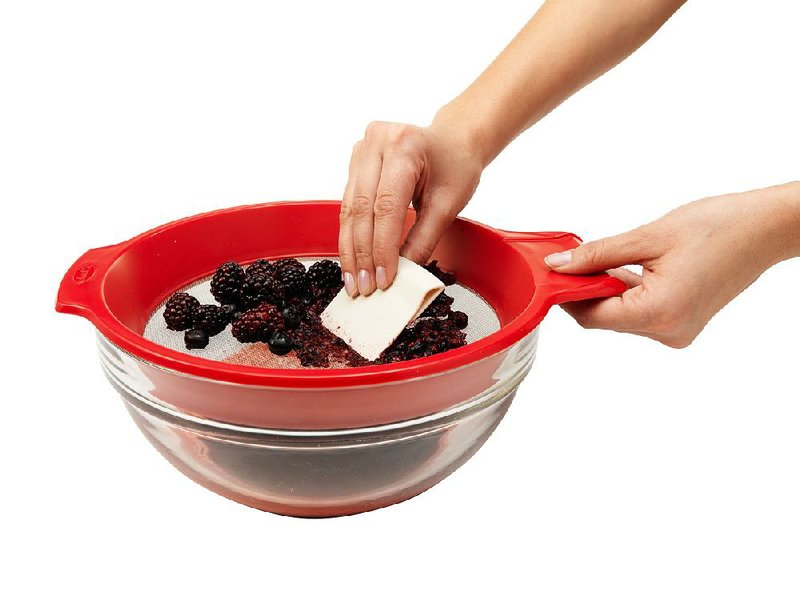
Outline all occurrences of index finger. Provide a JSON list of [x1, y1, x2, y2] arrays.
[[372, 153, 419, 289]]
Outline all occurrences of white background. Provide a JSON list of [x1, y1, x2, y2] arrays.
[[3, 1, 799, 598]]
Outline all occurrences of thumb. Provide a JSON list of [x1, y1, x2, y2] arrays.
[[400, 200, 458, 265], [544, 228, 649, 274]]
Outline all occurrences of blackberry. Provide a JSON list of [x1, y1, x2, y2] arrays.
[[424, 260, 457, 286], [279, 268, 311, 298], [163, 293, 200, 331], [245, 259, 275, 279], [231, 303, 284, 343], [241, 272, 284, 308], [192, 304, 228, 336], [280, 305, 302, 330], [220, 303, 241, 323], [273, 258, 306, 277], [451, 310, 469, 329], [231, 313, 262, 343], [267, 331, 293, 356], [210, 262, 245, 304], [421, 292, 454, 318], [184, 329, 210, 350], [249, 303, 284, 338], [308, 260, 342, 289]]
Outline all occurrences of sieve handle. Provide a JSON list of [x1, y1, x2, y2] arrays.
[[56, 244, 123, 324], [501, 230, 627, 305]]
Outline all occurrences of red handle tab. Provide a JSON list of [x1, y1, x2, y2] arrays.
[[501, 230, 627, 306], [56, 244, 122, 324]]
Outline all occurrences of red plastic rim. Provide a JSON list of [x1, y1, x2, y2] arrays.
[[56, 201, 625, 388]]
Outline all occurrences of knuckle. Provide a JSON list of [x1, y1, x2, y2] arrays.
[[351, 194, 373, 218], [365, 121, 386, 138], [388, 124, 416, 145], [339, 202, 353, 224], [365, 122, 420, 149], [338, 249, 354, 264], [579, 240, 604, 267], [337, 244, 354, 264], [354, 246, 373, 263], [374, 193, 401, 219]]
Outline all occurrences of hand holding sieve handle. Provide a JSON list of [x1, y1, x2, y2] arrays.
[[500, 230, 627, 306]]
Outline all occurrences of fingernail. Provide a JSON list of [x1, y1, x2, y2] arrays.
[[358, 269, 371, 295], [344, 271, 357, 297], [376, 266, 388, 290], [545, 251, 572, 268]]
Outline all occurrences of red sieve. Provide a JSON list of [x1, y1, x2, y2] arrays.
[[57, 201, 625, 429]]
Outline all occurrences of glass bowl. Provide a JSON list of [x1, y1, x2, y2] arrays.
[[99, 329, 538, 517]]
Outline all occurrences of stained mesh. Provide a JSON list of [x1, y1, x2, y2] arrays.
[[143, 259, 500, 368]]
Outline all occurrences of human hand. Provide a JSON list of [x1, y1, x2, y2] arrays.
[[339, 121, 483, 297], [545, 183, 800, 347]]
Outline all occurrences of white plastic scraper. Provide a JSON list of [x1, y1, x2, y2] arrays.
[[321, 257, 445, 361]]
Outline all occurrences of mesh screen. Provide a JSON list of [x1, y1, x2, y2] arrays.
[[143, 259, 500, 369]]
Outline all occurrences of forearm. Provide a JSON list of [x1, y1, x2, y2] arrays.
[[432, 0, 686, 166]]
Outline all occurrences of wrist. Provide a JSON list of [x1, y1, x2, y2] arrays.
[[775, 181, 800, 261], [749, 182, 800, 265], [430, 101, 505, 169]]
